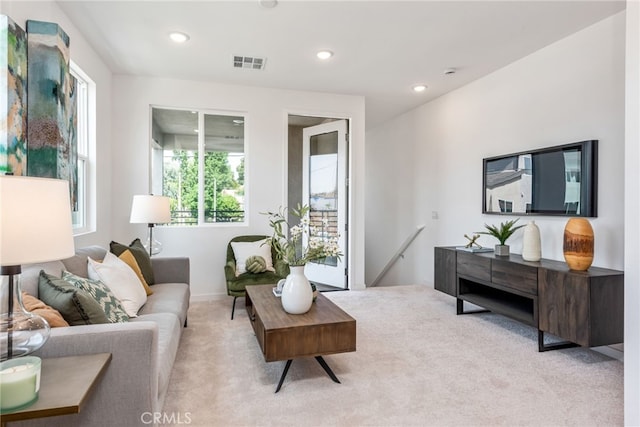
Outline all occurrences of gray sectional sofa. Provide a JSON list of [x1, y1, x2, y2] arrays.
[[12, 246, 190, 427]]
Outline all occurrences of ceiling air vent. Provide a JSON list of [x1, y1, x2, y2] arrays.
[[233, 55, 266, 70]]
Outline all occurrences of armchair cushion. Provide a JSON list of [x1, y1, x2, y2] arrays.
[[230, 238, 275, 276], [225, 235, 290, 298]]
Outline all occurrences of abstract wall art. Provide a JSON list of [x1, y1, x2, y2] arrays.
[[0, 15, 28, 175], [26, 19, 77, 208]]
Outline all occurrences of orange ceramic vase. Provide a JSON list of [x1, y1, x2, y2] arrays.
[[563, 218, 594, 271]]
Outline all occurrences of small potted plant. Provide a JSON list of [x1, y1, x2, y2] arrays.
[[478, 219, 525, 256]]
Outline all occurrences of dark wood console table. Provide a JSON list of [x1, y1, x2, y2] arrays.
[[434, 247, 623, 352]]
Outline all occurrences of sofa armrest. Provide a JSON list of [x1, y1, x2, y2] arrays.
[[26, 322, 160, 426], [151, 257, 190, 285]]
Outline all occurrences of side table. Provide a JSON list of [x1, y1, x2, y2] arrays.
[[1, 353, 112, 426]]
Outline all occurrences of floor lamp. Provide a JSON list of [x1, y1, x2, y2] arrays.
[[130, 195, 171, 257], [0, 176, 75, 411]]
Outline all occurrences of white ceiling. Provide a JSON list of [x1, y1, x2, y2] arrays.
[[57, 0, 625, 129]]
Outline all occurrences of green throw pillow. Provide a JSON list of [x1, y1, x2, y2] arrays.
[[110, 238, 155, 285], [245, 255, 267, 274], [62, 271, 129, 323], [38, 271, 110, 326]]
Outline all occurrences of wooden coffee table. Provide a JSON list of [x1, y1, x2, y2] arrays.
[[245, 284, 356, 392]]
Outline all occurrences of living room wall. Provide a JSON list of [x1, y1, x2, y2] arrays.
[[0, 1, 114, 249], [111, 76, 366, 298], [365, 11, 625, 287]]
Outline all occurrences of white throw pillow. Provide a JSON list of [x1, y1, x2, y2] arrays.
[[230, 239, 275, 276], [87, 251, 147, 317]]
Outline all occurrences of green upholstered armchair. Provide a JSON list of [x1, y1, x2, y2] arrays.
[[225, 235, 290, 319]]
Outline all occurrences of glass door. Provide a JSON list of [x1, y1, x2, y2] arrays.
[[302, 120, 348, 288]]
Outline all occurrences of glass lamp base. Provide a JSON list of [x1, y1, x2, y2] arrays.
[[1, 273, 51, 361], [143, 226, 163, 256], [143, 239, 163, 256]]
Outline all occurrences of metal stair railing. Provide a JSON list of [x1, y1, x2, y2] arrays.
[[369, 224, 425, 287]]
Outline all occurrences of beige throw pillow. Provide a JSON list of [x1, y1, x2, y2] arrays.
[[87, 252, 147, 317], [21, 291, 70, 327]]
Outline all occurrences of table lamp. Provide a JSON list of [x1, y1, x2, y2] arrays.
[[0, 175, 75, 411], [129, 195, 171, 257]]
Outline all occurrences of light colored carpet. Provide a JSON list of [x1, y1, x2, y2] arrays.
[[163, 285, 623, 427]]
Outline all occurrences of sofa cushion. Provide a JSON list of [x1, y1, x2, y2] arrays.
[[88, 252, 147, 318], [230, 239, 275, 276], [62, 271, 130, 323], [137, 283, 190, 328], [130, 313, 181, 401], [61, 246, 108, 278], [21, 260, 65, 297], [38, 271, 110, 325], [110, 239, 155, 285], [118, 249, 154, 296], [21, 291, 69, 327]]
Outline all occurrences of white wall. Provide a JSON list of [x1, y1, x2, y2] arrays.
[[624, 1, 640, 424], [111, 76, 365, 299], [366, 12, 626, 287], [1, 1, 114, 249]]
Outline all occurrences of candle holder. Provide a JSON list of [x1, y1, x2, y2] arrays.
[[0, 356, 41, 412]]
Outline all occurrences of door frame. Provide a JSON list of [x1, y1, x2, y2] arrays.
[[284, 110, 352, 289]]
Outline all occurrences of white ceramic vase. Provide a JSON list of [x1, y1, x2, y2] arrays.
[[522, 220, 541, 261], [281, 266, 313, 315]]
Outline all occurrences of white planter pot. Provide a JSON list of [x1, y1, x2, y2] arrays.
[[281, 266, 313, 315], [522, 220, 542, 261]]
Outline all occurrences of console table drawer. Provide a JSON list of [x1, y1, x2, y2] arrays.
[[492, 259, 538, 295], [457, 252, 491, 282]]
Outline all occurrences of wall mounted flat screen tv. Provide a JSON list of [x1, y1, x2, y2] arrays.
[[483, 140, 597, 217]]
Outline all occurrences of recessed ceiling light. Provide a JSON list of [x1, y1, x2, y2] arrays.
[[413, 85, 427, 93], [169, 32, 190, 43], [258, 0, 278, 8], [317, 50, 333, 60]]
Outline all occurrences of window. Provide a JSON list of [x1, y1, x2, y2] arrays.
[[69, 62, 95, 233], [151, 107, 245, 225], [499, 199, 513, 212]]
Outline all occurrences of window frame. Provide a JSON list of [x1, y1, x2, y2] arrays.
[[69, 61, 96, 235], [151, 106, 248, 227]]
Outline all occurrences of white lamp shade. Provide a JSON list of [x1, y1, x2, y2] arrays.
[[130, 195, 171, 224], [0, 176, 75, 266]]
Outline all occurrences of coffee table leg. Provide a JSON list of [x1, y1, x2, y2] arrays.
[[275, 360, 293, 393], [315, 356, 341, 384]]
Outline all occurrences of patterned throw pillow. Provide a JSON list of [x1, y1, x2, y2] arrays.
[[62, 271, 129, 323]]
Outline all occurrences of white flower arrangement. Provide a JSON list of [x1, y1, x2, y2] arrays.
[[264, 204, 342, 266]]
